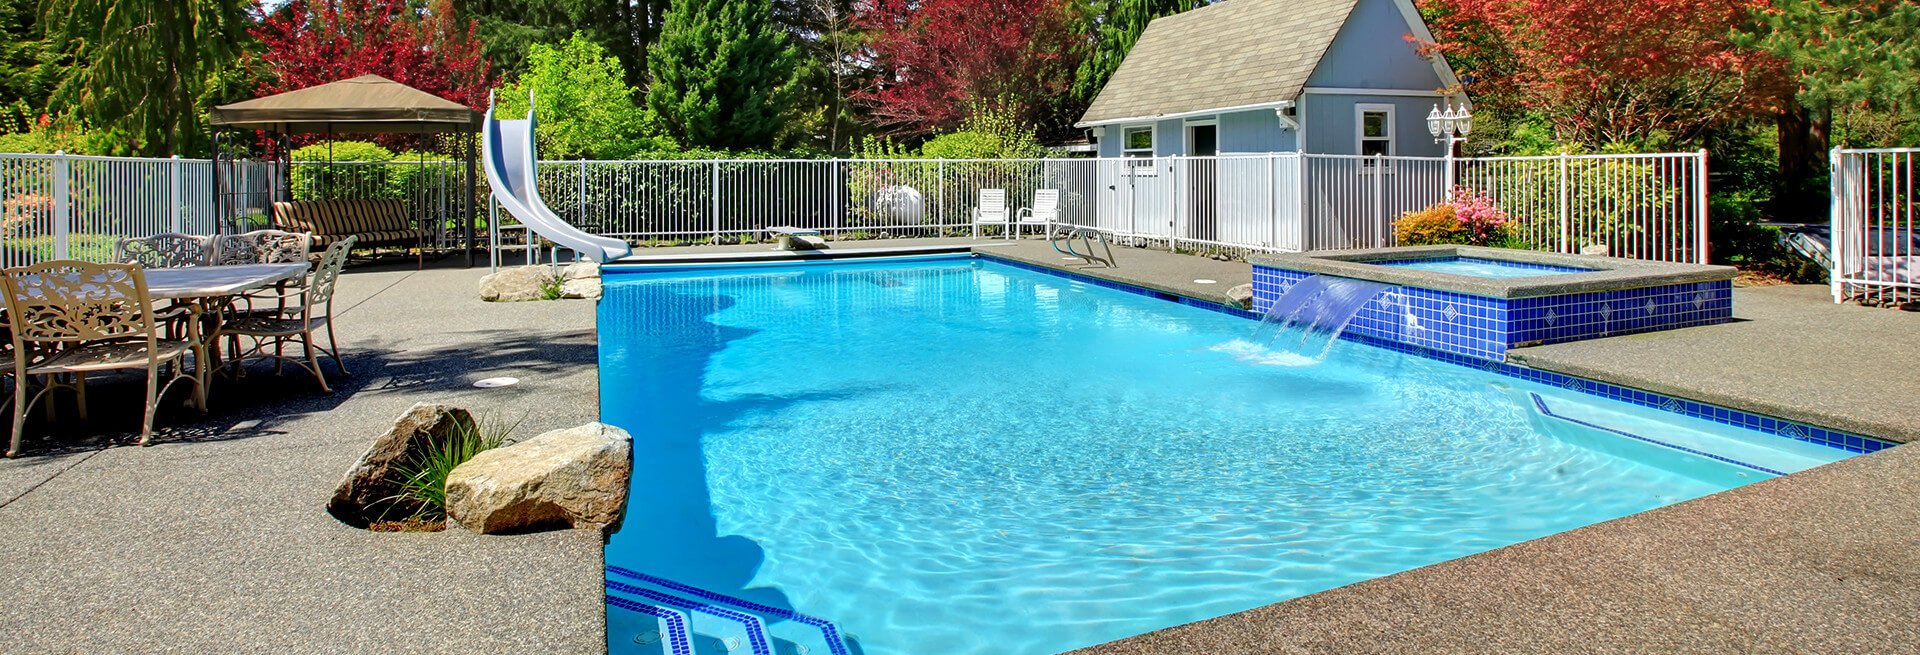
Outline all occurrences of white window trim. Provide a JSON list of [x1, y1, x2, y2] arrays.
[[1121, 124, 1157, 176], [1355, 103, 1395, 171]]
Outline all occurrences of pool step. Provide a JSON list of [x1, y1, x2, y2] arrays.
[[608, 566, 853, 655], [606, 595, 695, 655]]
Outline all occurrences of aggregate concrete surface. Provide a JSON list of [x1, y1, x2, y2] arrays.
[[0, 257, 607, 654]]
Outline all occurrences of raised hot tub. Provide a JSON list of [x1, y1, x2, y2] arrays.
[[1249, 245, 1737, 361]]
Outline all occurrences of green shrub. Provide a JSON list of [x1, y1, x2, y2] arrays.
[[290, 141, 395, 200]]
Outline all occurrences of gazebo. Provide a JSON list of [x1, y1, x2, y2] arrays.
[[209, 74, 483, 265]]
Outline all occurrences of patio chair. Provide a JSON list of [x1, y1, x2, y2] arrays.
[[1014, 189, 1060, 240], [115, 233, 214, 269], [212, 229, 313, 266], [218, 236, 355, 393], [0, 261, 207, 454], [970, 189, 1009, 240]]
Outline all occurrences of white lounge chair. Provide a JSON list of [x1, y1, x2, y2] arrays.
[[970, 189, 1008, 240], [1014, 189, 1059, 239]]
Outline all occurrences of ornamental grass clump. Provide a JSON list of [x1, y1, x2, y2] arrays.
[[1393, 187, 1516, 247], [379, 414, 520, 527]]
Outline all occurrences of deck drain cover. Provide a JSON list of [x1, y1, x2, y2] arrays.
[[473, 377, 520, 389], [1193, 279, 1218, 284]]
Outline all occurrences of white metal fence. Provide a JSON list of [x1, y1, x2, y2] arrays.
[[0, 150, 1709, 269], [1831, 147, 1919, 303]]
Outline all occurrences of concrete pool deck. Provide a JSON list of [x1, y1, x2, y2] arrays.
[[0, 257, 606, 654]]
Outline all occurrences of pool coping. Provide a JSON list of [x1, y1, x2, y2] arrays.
[[1249, 246, 1736, 299]]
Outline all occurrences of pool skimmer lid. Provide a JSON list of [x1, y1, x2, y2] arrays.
[[473, 377, 520, 389]]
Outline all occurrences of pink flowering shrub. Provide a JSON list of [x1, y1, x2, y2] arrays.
[[1393, 186, 1516, 247]]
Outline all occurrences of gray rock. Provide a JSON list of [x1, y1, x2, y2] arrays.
[[1225, 283, 1255, 309], [329, 403, 476, 526], [445, 423, 633, 534], [479, 265, 557, 302]]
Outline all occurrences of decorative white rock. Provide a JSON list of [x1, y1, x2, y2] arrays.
[[479, 265, 558, 302], [445, 422, 633, 534]]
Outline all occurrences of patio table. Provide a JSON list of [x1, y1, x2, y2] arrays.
[[141, 263, 311, 396]]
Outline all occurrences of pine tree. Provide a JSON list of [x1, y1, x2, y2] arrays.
[[41, 0, 250, 155], [645, 0, 799, 150]]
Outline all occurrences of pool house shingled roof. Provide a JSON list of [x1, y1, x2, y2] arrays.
[[1077, 0, 1359, 126]]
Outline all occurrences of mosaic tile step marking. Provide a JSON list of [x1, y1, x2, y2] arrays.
[[609, 565, 851, 655], [606, 595, 695, 655]]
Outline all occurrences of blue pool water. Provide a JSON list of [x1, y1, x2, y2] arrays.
[[599, 257, 1854, 655], [1375, 256, 1596, 278]]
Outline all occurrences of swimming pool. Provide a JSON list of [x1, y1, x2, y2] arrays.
[[1375, 256, 1596, 278], [599, 256, 1868, 655]]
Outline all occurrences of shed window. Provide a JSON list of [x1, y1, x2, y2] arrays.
[[1122, 126, 1154, 157], [1356, 104, 1394, 166]]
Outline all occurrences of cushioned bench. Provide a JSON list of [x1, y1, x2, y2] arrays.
[[271, 199, 434, 252]]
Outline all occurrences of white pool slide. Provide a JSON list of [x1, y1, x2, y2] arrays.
[[481, 93, 631, 263]]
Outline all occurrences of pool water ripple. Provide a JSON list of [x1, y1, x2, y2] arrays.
[[601, 259, 1814, 655]]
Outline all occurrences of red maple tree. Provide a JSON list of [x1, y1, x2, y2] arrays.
[[1421, 0, 1788, 147], [852, 0, 1084, 137], [255, 0, 495, 116]]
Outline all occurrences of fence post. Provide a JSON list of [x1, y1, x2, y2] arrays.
[[832, 160, 842, 236], [1371, 154, 1384, 247], [51, 150, 70, 261], [1296, 150, 1308, 250], [169, 155, 185, 233], [936, 160, 945, 230], [709, 159, 721, 242], [1267, 154, 1278, 248], [1693, 149, 1709, 265], [1828, 148, 1846, 303], [1557, 153, 1571, 253], [576, 160, 587, 226]]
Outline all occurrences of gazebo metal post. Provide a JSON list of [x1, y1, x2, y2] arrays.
[[464, 129, 477, 267]]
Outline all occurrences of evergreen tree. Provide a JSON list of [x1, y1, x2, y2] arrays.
[[1073, 0, 1199, 103], [1740, 0, 1920, 213], [41, 0, 250, 155], [451, 0, 662, 91], [645, 0, 799, 149]]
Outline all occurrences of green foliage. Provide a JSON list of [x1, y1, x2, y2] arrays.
[[454, 0, 656, 90], [1742, 1, 1920, 125], [859, 106, 1047, 160], [0, 119, 138, 156], [41, 0, 251, 156], [386, 414, 519, 520], [290, 141, 395, 200], [497, 33, 652, 160], [646, 0, 800, 149]]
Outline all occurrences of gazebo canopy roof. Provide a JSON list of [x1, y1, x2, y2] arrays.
[[210, 75, 480, 134]]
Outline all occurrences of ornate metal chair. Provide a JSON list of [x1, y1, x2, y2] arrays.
[[211, 229, 312, 266], [218, 236, 354, 392], [115, 233, 214, 268], [0, 261, 207, 455]]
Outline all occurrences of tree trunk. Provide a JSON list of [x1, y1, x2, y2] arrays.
[[1775, 100, 1832, 222]]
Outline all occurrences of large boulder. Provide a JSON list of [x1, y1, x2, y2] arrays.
[[1225, 283, 1255, 309], [329, 403, 476, 527], [479, 265, 557, 302], [445, 423, 633, 534], [559, 262, 602, 300]]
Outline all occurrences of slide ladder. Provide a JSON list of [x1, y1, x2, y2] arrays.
[[481, 92, 631, 263]]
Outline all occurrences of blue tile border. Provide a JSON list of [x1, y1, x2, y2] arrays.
[[605, 595, 695, 655], [606, 579, 775, 655], [608, 565, 850, 655], [1530, 393, 1786, 476], [973, 253, 1897, 455]]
